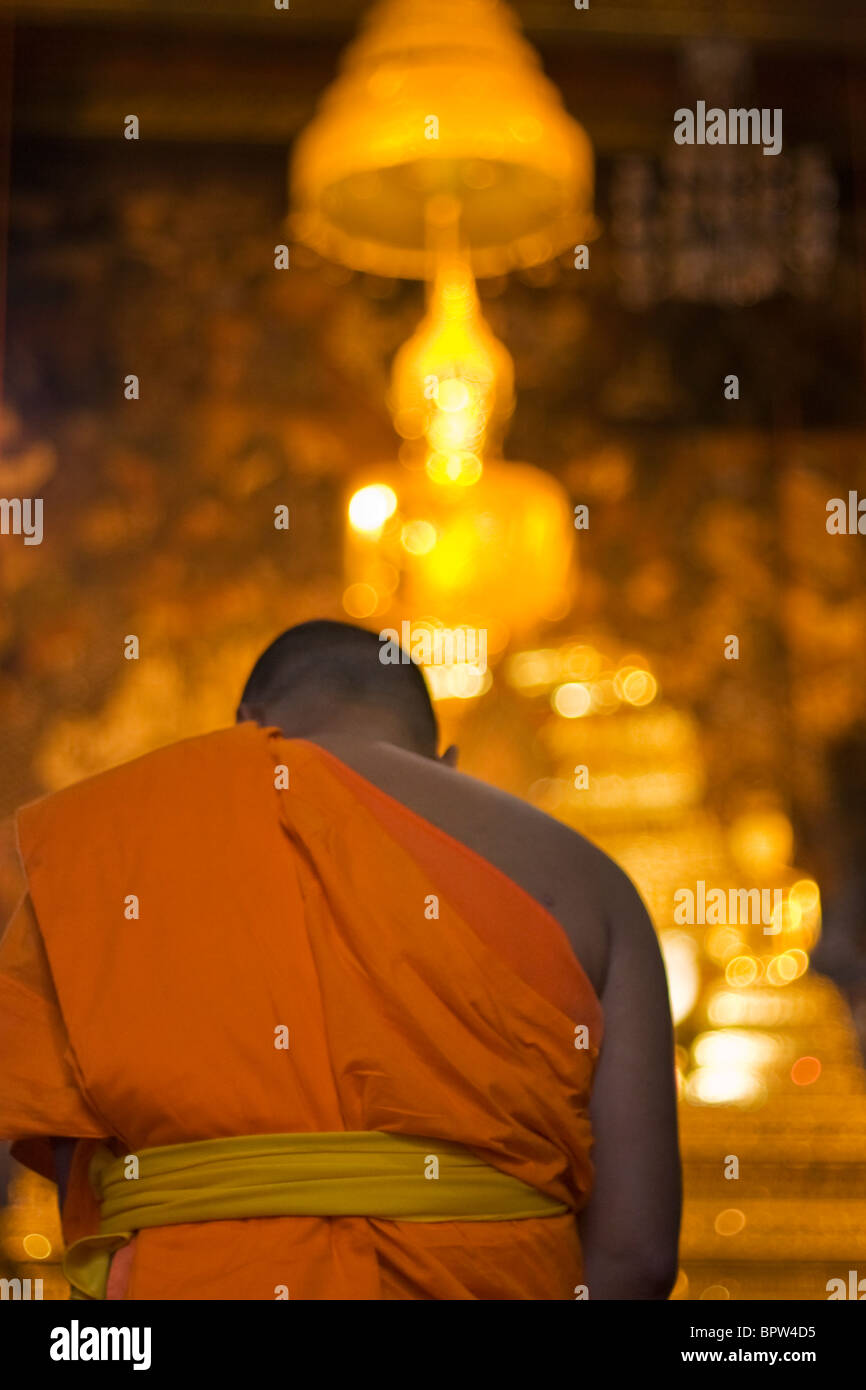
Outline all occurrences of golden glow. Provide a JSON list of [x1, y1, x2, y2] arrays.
[[391, 260, 514, 473], [344, 459, 575, 645], [425, 662, 492, 701], [348, 484, 398, 534], [670, 1269, 690, 1300], [552, 682, 592, 719], [791, 1055, 821, 1086], [685, 1065, 767, 1108], [708, 989, 797, 1028], [342, 582, 379, 618], [564, 769, 698, 813], [705, 926, 746, 963], [619, 668, 658, 706], [528, 776, 567, 812], [786, 897, 803, 930], [562, 644, 602, 681], [659, 931, 701, 1024], [693, 1029, 781, 1073], [372, 560, 400, 595], [507, 648, 560, 689], [790, 879, 821, 915], [22, 1233, 52, 1260], [401, 519, 437, 555], [425, 450, 484, 487], [728, 809, 794, 875], [289, 0, 595, 280], [714, 1209, 746, 1237], [436, 378, 471, 412], [725, 955, 760, 988], [766, 949, 809, 986], [591, 677, 619, 711], [509, 642, 660, 716]]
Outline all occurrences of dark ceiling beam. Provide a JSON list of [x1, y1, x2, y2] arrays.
[[11, 28, 327, 143], [8, 21, 853, 156], [6, 0, 866, 48]]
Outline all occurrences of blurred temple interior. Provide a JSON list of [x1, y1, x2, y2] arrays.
[[1, 0, 866, 1300]]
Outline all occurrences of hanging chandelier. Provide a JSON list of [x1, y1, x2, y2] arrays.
[[289, 0, 595, 281], [289, 0, 592, 679]]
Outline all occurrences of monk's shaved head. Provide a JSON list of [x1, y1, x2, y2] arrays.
[[238, 619, 439, 757]]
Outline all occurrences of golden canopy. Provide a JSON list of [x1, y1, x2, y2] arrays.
[[290, 0, 595, 279]]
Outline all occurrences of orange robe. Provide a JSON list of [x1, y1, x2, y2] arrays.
[[0, 724, 602, 1299]]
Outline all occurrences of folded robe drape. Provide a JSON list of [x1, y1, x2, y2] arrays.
[[0, 724, 602, 1299]]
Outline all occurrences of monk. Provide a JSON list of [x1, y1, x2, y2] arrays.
[[0, 619, 680, 1300]]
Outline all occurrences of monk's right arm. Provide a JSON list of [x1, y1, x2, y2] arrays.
[[578, 866, 681, 1299]]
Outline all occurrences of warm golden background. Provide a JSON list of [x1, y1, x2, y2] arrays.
[[1, 0, 866, 1301]]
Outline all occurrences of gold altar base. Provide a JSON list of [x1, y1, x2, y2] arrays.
[[678, 1020, 866, 1301]]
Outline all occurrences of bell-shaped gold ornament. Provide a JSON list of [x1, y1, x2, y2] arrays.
[[290, 0, 595, 279]]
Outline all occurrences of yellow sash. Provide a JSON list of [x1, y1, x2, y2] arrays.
[[64, 1131, 569, 1299]]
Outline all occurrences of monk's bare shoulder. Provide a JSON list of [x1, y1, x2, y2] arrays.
[[305, 735, 633, 991]]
